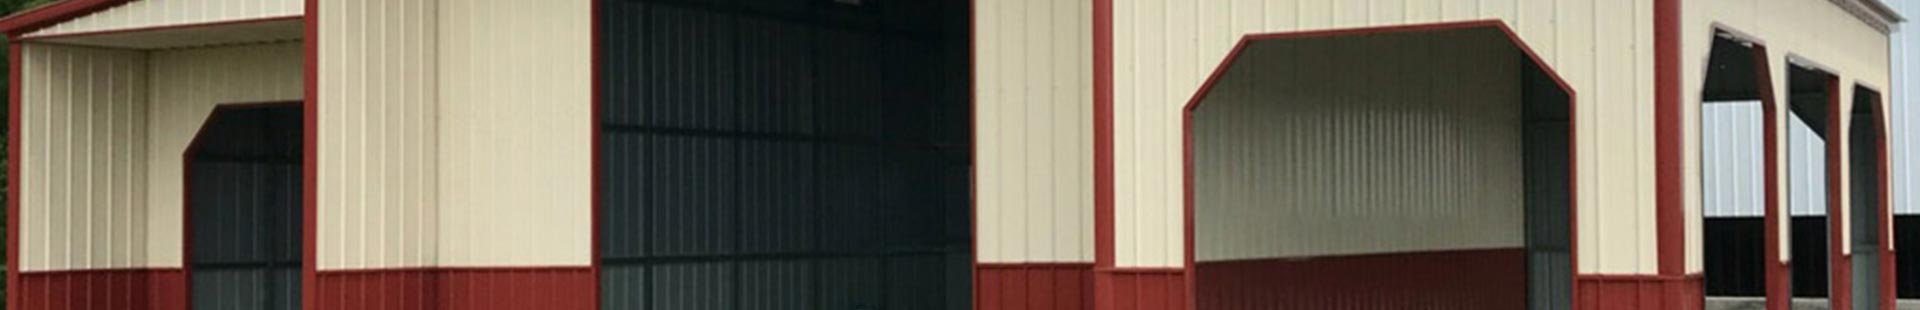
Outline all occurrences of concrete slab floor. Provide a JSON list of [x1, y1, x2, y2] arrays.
[[1704, 297, 1920, 310]]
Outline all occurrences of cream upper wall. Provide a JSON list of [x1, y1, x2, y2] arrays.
[[317, 0, 439, 270], [1685, 0, 1894, 272], [1110, 0, 1657, 272], [974, 0, 1096, 263], [25, 0, 303, 37], [17, 44, 150, 272], [1192, 32, 1526, 262], [144, 42, 304, 267], [435, 0, 592, 267]]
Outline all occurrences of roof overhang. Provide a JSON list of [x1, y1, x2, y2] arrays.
[[1831, 0, 1906, 33], [0, 0, 130, 37], [0, 0, 303, 49]]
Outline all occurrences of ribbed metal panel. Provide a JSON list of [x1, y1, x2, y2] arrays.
[[187, 106, 302, 310], [599, 0, 968, 308], [316, 0, 438, 270], [17, 43, 151, 272], [1789, 113, 1831, 216], [1703, 102, 1766, 218], [25, 0, 303, 37], [1192, 30, 1526, 262], [1896, 0, 1918, 216], [972, 0, 1094, 264]]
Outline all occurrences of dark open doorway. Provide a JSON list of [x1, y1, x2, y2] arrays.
[[1846, 86, 1892, 309], [1784, 61, 1838, 306], [1696, 30, 1785, 308], [184, 103, 304, 310], [596, 0, 972, 309]]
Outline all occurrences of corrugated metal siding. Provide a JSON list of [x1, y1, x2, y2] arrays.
[[316, 0, 438, 270], [598, 0, 969, 309], [1789, 114, 1831, 216], [436, 0, 591, 267], [1893, 0, 1917, 216], [17, 43, 151, 272], [1113, 0, 1657, 271], [1191, 30, 1526, 262], [1689, 0, 1894, 270], [25, 0, 303, 37], [973, 0, 1094, 263], [146, 42, 304, 267], [1703, 101, 1765, 218]]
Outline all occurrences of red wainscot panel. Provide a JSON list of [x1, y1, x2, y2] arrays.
[[1194, 249, 1523, 310], [14, 268, 184, 310], [1576, 273, 1703, 310], [313, 267, 592, 310], [1096, 268, 1186, 310], [977, 263, 1095, 310]]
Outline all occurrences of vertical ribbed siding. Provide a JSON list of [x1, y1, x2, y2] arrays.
[[25, 0, 303, 37], [973, 0, 1095, 264], [1703, 102, 1765, 218], [1113, 0, 1656, 271], [1789, 115, 1831, 216], [317, 0, 437, 270], [437, 0, 591, 266], [146, 42, 304, 267], [1191, 30, 1526, 262], [598, 1, 969, 309], [18, 43, 150, 272], [1896, 0, 1917, 216]]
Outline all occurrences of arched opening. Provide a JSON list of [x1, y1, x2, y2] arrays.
[[1696, 29, 1787, 308], [184, 103, 304, 310], [1185, 22, 1573, 310]]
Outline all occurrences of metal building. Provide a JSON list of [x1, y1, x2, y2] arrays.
[[0, 0, 1904, 310]]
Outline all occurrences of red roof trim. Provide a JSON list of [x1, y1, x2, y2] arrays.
[[0, 0, 133, 37]]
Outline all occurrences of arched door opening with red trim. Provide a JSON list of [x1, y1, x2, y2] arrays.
[[1844, 86, 1893, 310], [1184, 23, 1573, 310], [1783, 62, 1838, 306], [1696, 30, 1788, 309], [185, 103, 304, 310], [595, 0, 974, 309]]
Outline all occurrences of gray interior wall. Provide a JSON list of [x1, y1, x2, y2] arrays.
[[597, 0, 970, 309]]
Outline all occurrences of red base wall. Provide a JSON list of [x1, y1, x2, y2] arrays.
[[1096, 268, 1187, 310], [1576, 274, 1703, 310], [14, 269, 184, 310], [316, 267, 594, 310], [976, 263, 1094, 310], [1193, 248, 1524, 310], [12, 267, 591, 310]]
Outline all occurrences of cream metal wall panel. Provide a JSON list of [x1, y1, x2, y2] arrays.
[[1112, 0, 1658, 271], [436, 0, 592, 267], [1688, 0, 1894, 269], [1192, 32, 1526, 262], [317, 0, 439, 270], [26, 0, 303, 37], [17, 44, 150, 272], [973, 0, 1095, 263], [144, 42, 303, 267]]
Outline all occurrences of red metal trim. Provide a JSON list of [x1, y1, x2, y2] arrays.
[[1876, 93, 1896, 310], [1826, 76, 1851, 310], [301, 0, 320, 308], [0, 0, 133, 36], [589, 1, 603, 310], [1091, 0, 1118, 309], [6, 41, 21, 310], [1750, 44, 1791, 310], [16, 15, 301, 41], [1654, 0, 1686, 278], [1178, 20, 1580, 309]]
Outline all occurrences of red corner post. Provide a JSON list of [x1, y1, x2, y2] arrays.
[[1750, 45, 1792, 310], [1653, 0, 1706, 307], [1091, 0, 1120, 308]]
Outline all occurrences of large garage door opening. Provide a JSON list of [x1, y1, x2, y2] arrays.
[[1697, 31, 1781, 307], [597, 0, 972, 309], [1785, 63, 1836, 301], [1187, 24, 1572, 310], [1846, 86, 1891, 309], [186, 103, 303, 310]]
